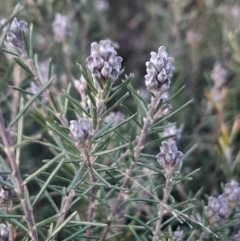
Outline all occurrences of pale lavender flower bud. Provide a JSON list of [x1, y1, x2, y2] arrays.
[[69, 118, 93, 142], [86, 40, 122, 84], [0, 165, 13, 206], [52, 13, 71, 43], [157, 140, 183, 173], [223, 180, 240, 209], [173, 230, 185, 241], [3, 18, 28, 49], [204, 195, 229, 225], [101, 62, 112, 78], [210, 62, 227, 89], [73, 77, 87, 93], [0, 224, 9, 241], [145, 46, 174, 93]]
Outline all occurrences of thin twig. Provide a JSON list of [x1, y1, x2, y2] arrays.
[[152, 174, 172, 241], [21, 48, 68, 127], [83, 148, 96, 241], [84, 89, 104, 241], [0, 111, 39, 241], [99, 93, 162, 241], [52, 189, 75, 241]]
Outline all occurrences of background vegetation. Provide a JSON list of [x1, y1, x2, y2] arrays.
[[0, 0, 240, 240]]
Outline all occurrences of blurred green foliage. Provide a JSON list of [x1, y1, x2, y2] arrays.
[[0, 0, 240, 240]]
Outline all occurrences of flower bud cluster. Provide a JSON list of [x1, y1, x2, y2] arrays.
[[204, 195, 228, 225], [86, 40, 122, 84], [69, 118, 93, 143], [223, 180, 240, 210], [52, 13, 71, 43], [157, 140, 183, 173], [0, 165, 13, 206], [173, 230, 185, 241], [2, 18, 28, 53], [0, 223, 9, 241], [145, 46, 174, 93]]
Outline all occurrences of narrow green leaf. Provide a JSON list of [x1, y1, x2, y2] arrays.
[[172, 176, 192, 181], [124, 214, 152, 231], [0, 214, 22, 218], [48, 58, 52, 80], [86, 88, 96, 107], [9, 77, 54, 127], [120, 104, 142, 128], [129, 225, 142, 241], [91, 143, 129, 156], [103, 77, 113, 99], [100, 92, 129, 119], [24, 185, 36, 224], [16, 96, 24, 165], [21, 31, 29, 57], [14, 58, 33, 76], [167, 84, 186, 102], [139, 153, 157, 159], [93, 119, 114, 140], [149, 122, 176, 133], [49, 91, 59, 112], [32, 158, 65, 206], [46, 122, 80, 154], [112, 74, 133, 92], [46, 211, 78, 241], [0, 48, 20, 57], [44, 190, 59, 213], [10, 218, 28, 232], [144, 137, 166, 148], [34, 54, 44, 84], [62, 226, 91, 241], [24, 152, 65, 184], [36, 213, 60, 228], [77, 64, 97, 95], [182, 143, 198, 161], [152, 99, 193, 128], [67, 162, 85, 193], [92, 169, 111, 187], [10, 86, 33, 95], [152, 98, 163, 117], [128, 198, 159, 204], [127, 83, 148, 106], [0, 178, 14, 189], [96, 112, 138, 138], [33, 176, 64, 196], [137, 162, 162, 174], [29, 23, 33, 59], [64, 84, 71, 117], [115, 130, 134, 148], [68, 220, 106, 227], [172, 198, 196, 208], [63, 90, 91, 118]]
